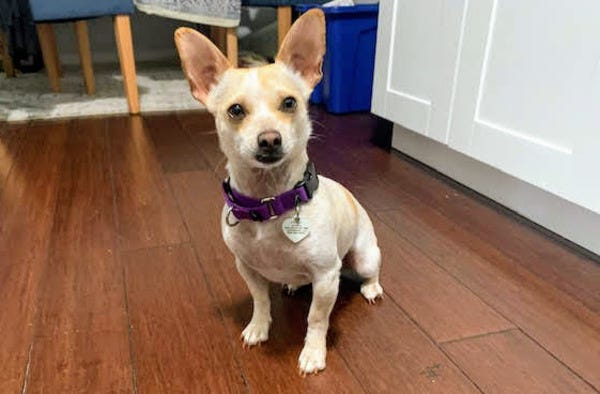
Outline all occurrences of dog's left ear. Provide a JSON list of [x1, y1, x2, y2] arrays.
[[276, 9, 326, 89]]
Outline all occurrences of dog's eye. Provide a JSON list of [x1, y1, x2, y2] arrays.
[[280, 96, 297, 113], [227, 104, 245, 120]]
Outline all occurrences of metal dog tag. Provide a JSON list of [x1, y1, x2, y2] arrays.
[[282, 216, 310, 243]]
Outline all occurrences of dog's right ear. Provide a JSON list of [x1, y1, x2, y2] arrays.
[[174, 28, 231, 105]]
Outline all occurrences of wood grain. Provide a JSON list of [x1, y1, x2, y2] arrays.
[[277, 6, 292, 49], [0, 30, 15, 77], [114, 15, 139, 114], [107, 116, 188, 251], [376, 205, 600, 390], [0, 122, 25, 193], [444, 330, 596, 393], [74, 20, 96, 95], [26, 332, 132, 393], [34, 118, 126, 334], [36, 24, 61, 92], [25, 119, 133, 392], [0, 122, 68, 393], [371, 215, 514, 342], [123, 243, 247, 393], [378, 151, 600, 316], [226, 27, 238, 68], [176, 112, 226, 177], [331, 286, 479, 393], [144, 114, 208, 173]]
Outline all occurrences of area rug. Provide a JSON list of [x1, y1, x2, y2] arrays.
[[0, 66, 204, 122]]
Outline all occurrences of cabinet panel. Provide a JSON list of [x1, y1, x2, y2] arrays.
[[449, 0, 600, 214], [372, 0, 466, 143]]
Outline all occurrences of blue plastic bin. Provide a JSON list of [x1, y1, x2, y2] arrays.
[[295, 4, 379, 113]]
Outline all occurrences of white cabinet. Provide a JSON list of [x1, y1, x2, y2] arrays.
[[371, 0, 466, 143], [372, 0, 600, 216]]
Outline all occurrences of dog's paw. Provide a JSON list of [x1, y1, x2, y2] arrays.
[[360, 281, 383, 304], [241, 320, 270, 347], [282, 283, 299, 296], [298, 345, 326, 376]]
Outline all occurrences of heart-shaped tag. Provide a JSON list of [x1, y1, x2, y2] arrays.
[[282, 217, 310, 243]]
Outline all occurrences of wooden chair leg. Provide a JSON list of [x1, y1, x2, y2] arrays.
[[226, 27, 238, 68], [74, 21, 95, 95], [113, 15, 140, 115], [210, 26, 226, 52], [36, 23, 61, 92], [277, 6, 292, 48], [0, 30, 16, 77], [47, 24, 62, 77]]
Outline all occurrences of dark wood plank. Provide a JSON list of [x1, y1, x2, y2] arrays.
[[330, 281, 480, 393], [0, 122, 25, 193], [379, 152, 600, 316], [176, 112, 228, 178], [371, 215, 514, 342], [175, 110, 216, 135], [167, 170, 366, 393], [107, 116, 188, 251], [444, 330, 596, 393], [376, 205, 600, 390], [0, 122, 68, 393], [143, 114, 208, 174], [123, 243, 247, 393], [26, 118, 133, 392], [27, 332, 132, 393]]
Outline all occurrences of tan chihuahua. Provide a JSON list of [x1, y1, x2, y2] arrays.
[[175, 9, 383, 375]]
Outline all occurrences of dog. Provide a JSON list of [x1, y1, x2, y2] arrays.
[[174, 9, 383, 375]]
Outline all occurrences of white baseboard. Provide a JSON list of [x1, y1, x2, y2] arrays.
[[392, 125, 600, 256]]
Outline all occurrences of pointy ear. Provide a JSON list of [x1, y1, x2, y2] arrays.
[[174, 27, 232, 105], [276, 9, 326, 88]]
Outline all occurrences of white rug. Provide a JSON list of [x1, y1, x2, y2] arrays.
[[0, 66, 204, 121]]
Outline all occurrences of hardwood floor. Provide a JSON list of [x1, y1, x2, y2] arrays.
[[0, 108, 598, 393]]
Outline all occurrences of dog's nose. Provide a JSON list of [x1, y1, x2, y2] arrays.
[[257, 130, 282, 150]]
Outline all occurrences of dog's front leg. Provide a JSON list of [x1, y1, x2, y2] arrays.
[[236, 259, 272, 347], [299, 267, 340, 375]]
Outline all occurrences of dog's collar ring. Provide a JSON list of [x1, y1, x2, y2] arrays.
[[226, 207, 240, 227]]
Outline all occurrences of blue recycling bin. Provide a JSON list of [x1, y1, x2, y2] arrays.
[[295, 4, 379, 113]]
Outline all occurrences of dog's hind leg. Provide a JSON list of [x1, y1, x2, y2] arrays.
[[350, 209, 383, 303]]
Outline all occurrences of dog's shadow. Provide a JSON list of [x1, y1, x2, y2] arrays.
[[223, 272, 365, 357]]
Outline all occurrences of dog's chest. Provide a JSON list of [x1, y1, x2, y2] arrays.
[[223, 216, 328, 284]]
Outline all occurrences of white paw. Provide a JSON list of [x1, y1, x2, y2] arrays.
[[298, 345, 326, 376], [282, 283, 299, 295], [361, 281, 383, 304], [241, 319, 270, 347]]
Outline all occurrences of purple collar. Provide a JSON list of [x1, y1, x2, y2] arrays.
[[223, 162, 319, 223]]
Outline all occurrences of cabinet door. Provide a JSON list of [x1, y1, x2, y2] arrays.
[[371, 0, 466, 143], [449, 0, 600, 214]]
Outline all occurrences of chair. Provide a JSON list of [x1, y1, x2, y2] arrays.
[[241, 0, 327, 48], [0, 30, 15, 77], [134, 0, 240, 67], [28, 0, 140, 114]]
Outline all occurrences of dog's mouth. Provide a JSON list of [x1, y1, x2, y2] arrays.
[[255, 151, 284, 164]]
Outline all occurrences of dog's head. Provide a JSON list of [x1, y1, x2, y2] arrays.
[[175, 10, 325, 169]]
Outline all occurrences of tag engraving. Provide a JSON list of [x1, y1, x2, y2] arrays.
[[282, 217, 310, 243]]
